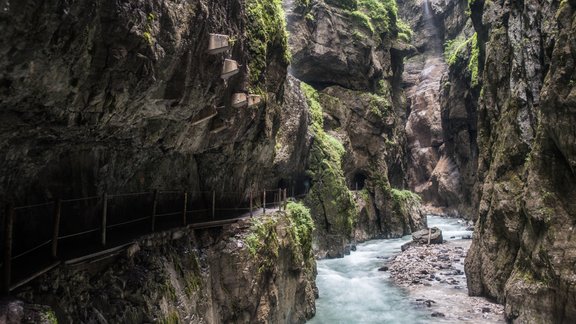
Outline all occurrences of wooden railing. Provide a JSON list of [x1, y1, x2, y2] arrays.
[[1, 187, 304, 293]]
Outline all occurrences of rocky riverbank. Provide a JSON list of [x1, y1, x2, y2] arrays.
[[386, 240, 505, 322]]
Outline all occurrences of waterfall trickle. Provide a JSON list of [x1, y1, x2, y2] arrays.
[[423, 0, 430, 17], [283, 0, 296, 76]]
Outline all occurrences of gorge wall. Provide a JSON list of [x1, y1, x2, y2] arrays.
[[7, 210, 316, 323], [286, 0, 427, 257], [463, 0, 576, 322], [1, 0, 427, 321], [0, 0, 293, 205], [398, 0, 576, 321], [399, 0, 479, 218]]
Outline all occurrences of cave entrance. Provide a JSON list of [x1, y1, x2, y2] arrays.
[[281, 174, 312, 198], [352, 172, 367, 191]]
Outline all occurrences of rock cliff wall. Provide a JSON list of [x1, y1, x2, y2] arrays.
[[0, 0, 291, 205], [10, 210, 316, 323], [463, 0, 576, 322], [399, 0, 479, 218], [0, 0, 322, 322], [287, 0, 426, 257]]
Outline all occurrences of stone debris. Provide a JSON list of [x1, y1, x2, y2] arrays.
[[385, 240, 505, 322]]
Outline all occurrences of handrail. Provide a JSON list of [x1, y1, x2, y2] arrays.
[[106, 216, 149, 229], [61, 195, 100, 203], [13, 201, 54, 210], [11, 240, 52, 260], [1, 187, 304, 293], [108, 191, 152, 198], [58, 228, 100, 240]]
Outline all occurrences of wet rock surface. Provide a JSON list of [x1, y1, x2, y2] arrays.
[[399, 0, 475, 217], [9, 214, 317, 323], [388, 240, 505, 323], [465, 1, 576, 322]]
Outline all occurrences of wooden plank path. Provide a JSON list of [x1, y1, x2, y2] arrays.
[[1, 188, 294, 294]]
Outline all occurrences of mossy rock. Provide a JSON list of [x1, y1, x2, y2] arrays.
[[326, 0, 358, 10]]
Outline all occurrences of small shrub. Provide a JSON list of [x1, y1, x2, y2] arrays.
[[286, 202, 315, 264]]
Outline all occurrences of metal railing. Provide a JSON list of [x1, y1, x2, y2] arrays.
[[1, 187, 303, 293]]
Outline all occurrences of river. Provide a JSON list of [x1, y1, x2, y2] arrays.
[[308, 215, 472, 323]]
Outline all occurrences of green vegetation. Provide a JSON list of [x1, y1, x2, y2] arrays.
[[367, 93, 391, 118], [305, 12, 315, 22], [141, 10, 156, 45], [296, 0, 311, 7], [356, 0, 398, 35], [180, 254, 202, 297], [349, 10, 374, 33], [359, 188, 371, 202], [245, 216, 280, 271], [43, 310, 58, 324], [301, 82, 357, 237], [396, 19, 413, 42], [444, 33, 480, 87], [161, 311, 180, 324], [143, 31, 153, 45], [326, 0, 358, 10], [285, 201, 315, 265], [444, 35, 468, 65], [390, 188, 421, 216], [390, 188, 422, 204], [301, 83, 323, 128], [468, 33, 480, 86], [298, 0, 408, 42], [246, 0, 290, 93]]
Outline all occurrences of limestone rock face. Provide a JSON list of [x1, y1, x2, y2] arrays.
[[464, 0, 576, 322], [11, 215, 317, 323], [0, 1, 317, 321], [400, 0, 474, 217], [308, 82, 427, 252], [288, 1, 389, 90], [287, 0, 425, 257], [0, 0, 290, 205]]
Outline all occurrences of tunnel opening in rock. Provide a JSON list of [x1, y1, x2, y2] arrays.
[[286, 174, 312, 197], [351, 172, 367, 191]]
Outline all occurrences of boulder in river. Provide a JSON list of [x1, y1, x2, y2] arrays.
[[411, 227, 443, 244]]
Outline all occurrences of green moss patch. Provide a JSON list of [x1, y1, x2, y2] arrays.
[[301, 82, 357, 237], [285, 202, 315, 265], [444, 33, 480, 86], [246, 0, 290, 93], [245, 216, 280, 272]]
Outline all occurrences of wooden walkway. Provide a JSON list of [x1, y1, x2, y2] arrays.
[[1, 188, 297, 294]]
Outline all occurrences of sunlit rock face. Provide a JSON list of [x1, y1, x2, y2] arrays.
[[399, 0, 477, 218]]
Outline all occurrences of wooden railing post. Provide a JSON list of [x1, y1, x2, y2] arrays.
[[249, 191, 253, 218], [212, 191, 216, 220], [278, 188, 282, 211], [263, 191, 266, 215], [101, 193, 108, 246], [2, 205, 14, 294], [51, 199, 62, 259], [151, 190, 158, 232], [182, 191, 188, 226]]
